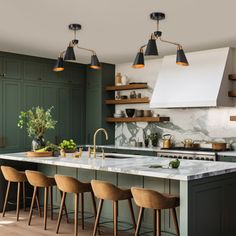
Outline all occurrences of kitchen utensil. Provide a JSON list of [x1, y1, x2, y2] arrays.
[[130, 91, 137, 99], [135, 110, 144, 117], [115, 72, 122, 85], [182, 139, 194, 148], [162, 134, 172, 149], [212, 142, 227, 151], [143, 110, 152, 117], [137, 93, 142, 98], [125, 109, 135, 117]]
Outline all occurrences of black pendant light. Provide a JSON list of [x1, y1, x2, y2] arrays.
[[53, 24, 101, 71], [176, 46, 189, 66], [90, 54, 101, 69], [132, 49, 144, 68], [145, 34, 158, 56], [64, 43, 76, 61], [53, 56, 64, 72], [133, 12, 189, 68]]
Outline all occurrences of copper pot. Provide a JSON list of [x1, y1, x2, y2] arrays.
[[212, 142, 226, 151], [162, 134, 172, 149], [182, 139, 194, 148]]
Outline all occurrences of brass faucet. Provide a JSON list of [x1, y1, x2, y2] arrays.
[[92, 128, 109, 158]]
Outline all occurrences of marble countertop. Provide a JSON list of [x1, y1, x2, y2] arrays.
[[217, 151, 236, 157], [1, 152, 236, 181]]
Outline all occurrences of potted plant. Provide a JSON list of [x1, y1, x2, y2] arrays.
[[45, 142, 60, 157], [18, 106, 57, 151], [149, 133, 159, 147], [59, 139, 77, 153]]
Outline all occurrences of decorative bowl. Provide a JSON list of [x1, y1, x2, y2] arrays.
[[125, 109, 135, 117]]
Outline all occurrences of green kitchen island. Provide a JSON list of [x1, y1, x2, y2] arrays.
[[0, 152, 236, 236]]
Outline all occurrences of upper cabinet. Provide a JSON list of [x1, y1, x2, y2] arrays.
[[0, 55, 22, 80], [24, 61, 43, 81]]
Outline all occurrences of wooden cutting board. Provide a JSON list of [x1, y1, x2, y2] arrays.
[[26, 151, 53, 157]]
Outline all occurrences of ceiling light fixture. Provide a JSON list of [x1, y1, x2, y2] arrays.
[[53, 24, 101, 72], [133, 12, 189, 68]]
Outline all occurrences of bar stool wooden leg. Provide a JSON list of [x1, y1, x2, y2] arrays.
[[80, 193, 84, 230], [156, 209, 161, 236], [74, 193, 79, 236], [93, 199, 104, 236], [56, 191, 66, 234], [91, 192, 97, 216], [35, 193, 41, 217], [16, 182, 21, 221], [23, 181, 26, 211], [2, 181, 11, 217], [135, 207, 144, 236], [113, 201, 118, 236], [171, 208, 179, 236], [28, 186, 37, 225], [49, 186, 53, 220], [59, 190, 69, 223], [128, 198, 136, 230], [44, 187, 48, 230], [153, 209, 157, 236]]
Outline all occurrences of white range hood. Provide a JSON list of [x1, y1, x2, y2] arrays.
[[150, 47, 233, 108]]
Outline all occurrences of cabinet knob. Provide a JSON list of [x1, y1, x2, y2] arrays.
[[38, 77, 42, 81]]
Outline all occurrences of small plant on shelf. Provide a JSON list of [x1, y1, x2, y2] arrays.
[[17, 106, 57, 151], [59, 139, 77, 153], [149, 132, 159, 147]]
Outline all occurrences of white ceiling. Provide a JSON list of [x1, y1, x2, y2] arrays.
[[0, 0, 236, 64]]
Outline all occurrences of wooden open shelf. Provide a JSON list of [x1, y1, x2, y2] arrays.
[[230, 116, 236, 121], [106, 117, 170, 123], [229, 74, 236, 80], [105, 97, 149, 105], [106, 84, 148, 91], [228, 91, 236, 97]]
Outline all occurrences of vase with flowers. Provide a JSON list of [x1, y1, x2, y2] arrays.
[[18, 106, 57, 151]]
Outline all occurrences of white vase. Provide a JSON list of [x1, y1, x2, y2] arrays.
[[121, 75, 127, 85]]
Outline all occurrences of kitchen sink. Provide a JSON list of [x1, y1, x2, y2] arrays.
[[98, 153, 134, 159]]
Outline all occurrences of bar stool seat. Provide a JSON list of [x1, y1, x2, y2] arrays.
[[131, 187, 180, 236], [91, 180, 136, 236], [1, 166, 40, 221], [25, 170, 60, 230], [55, 175, 97, 236]]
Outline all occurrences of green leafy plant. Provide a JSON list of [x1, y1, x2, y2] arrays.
[[59, 139, 77, 152], [149, 133, 159, 147], [18, 106, 57, 138], [44, 142, 60, 152]]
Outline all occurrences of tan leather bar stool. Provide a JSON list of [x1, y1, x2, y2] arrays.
[[25, 170, 60, 230], [1, 166, 40, 221], [91, 179, 136, 236], [131, 187, 180, 236], [55, 174, 97, 236]]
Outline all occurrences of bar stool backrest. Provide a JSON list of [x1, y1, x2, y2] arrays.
[[131, 187, 174, 209], [25, 170, 50, 187], [91, 179, 124, 201], [55, 175, 86, 193], [1, 166, 25, 182]]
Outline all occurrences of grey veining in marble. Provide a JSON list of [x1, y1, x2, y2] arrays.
[[115, 107, 236, 149], [1, 152, 236, 181]]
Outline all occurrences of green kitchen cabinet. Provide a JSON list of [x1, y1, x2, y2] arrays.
[[86, 63, 115, 145], [24, 60, 44, 81], [1, 80, 22, 152]]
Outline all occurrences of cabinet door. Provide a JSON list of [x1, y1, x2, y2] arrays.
[[0, 81, 3, 150], [2, 80, 22, 151], [23, 82, 41, 148], [24, 61, 43, 81], [41, 83, 58, 143], [58, 86, 71, 142], [71, 86, 85, 144], [67, 64, 86, 85], [43, 61, 60, 83], [4, 57, 22, 80]]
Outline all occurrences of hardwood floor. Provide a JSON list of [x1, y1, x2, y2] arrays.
[[0, 211, 132, 236]]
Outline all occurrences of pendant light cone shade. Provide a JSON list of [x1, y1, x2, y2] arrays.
[[176, 48, 189, 66], [90, 54, 101, 69], [132, 51, 144, 68], [64, 45, 76, 61], [145, 38, 158, 56], [53, 57, 64, 72]]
